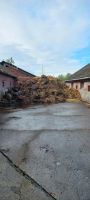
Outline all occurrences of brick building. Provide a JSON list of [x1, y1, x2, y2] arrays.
[[65, 63, 90, 91], [0, 61, 35, 80], [0, 61, 35, 97]]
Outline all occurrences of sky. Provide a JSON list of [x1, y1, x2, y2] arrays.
[[0, 0, 90, 76]]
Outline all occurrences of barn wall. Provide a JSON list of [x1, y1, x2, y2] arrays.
[[0, 74, 16, 96], [66, 81, 90, 91], [72, 82, 81, 90], [66, 83, 71, 88], [80, 90, 90, 103], [66, 82, 81, 90], [83, 82, 90, 91]]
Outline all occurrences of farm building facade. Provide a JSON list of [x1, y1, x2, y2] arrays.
[[0, 71, 16, 96], [0, 61, 35, 96], [65, 63, 90, 91]]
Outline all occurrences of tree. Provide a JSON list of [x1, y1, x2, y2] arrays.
[[58, 73, 71, 81], [5, 57, 15, 65]]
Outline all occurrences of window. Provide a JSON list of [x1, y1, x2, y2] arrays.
[[76, 85, 78, 89], [2, 81, 5, 87], [88, 85, 90, 91], [71, 82, 73, 88]]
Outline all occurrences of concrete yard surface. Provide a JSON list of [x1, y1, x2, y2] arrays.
[[0, 102, 90, 200], [0, 153, 53, 200]]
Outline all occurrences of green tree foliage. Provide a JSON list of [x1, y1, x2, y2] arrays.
[[58, 73, 71, 81], [5, 57, 15, 65]]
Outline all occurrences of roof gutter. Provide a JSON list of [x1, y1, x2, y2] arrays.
[[65, 77, 90, 83]]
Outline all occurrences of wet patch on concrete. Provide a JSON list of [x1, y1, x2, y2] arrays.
[[0, 103, 90, 200]]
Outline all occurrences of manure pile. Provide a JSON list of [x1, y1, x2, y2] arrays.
[[1, 75, 81, 107]]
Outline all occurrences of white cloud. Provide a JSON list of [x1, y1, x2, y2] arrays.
[[0, 0, 90, 75]]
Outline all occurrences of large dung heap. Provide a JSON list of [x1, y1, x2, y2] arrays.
[[1, 75, 80, 106]]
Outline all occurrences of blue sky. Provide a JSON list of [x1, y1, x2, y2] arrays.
[[0, 0, 90, 76]]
